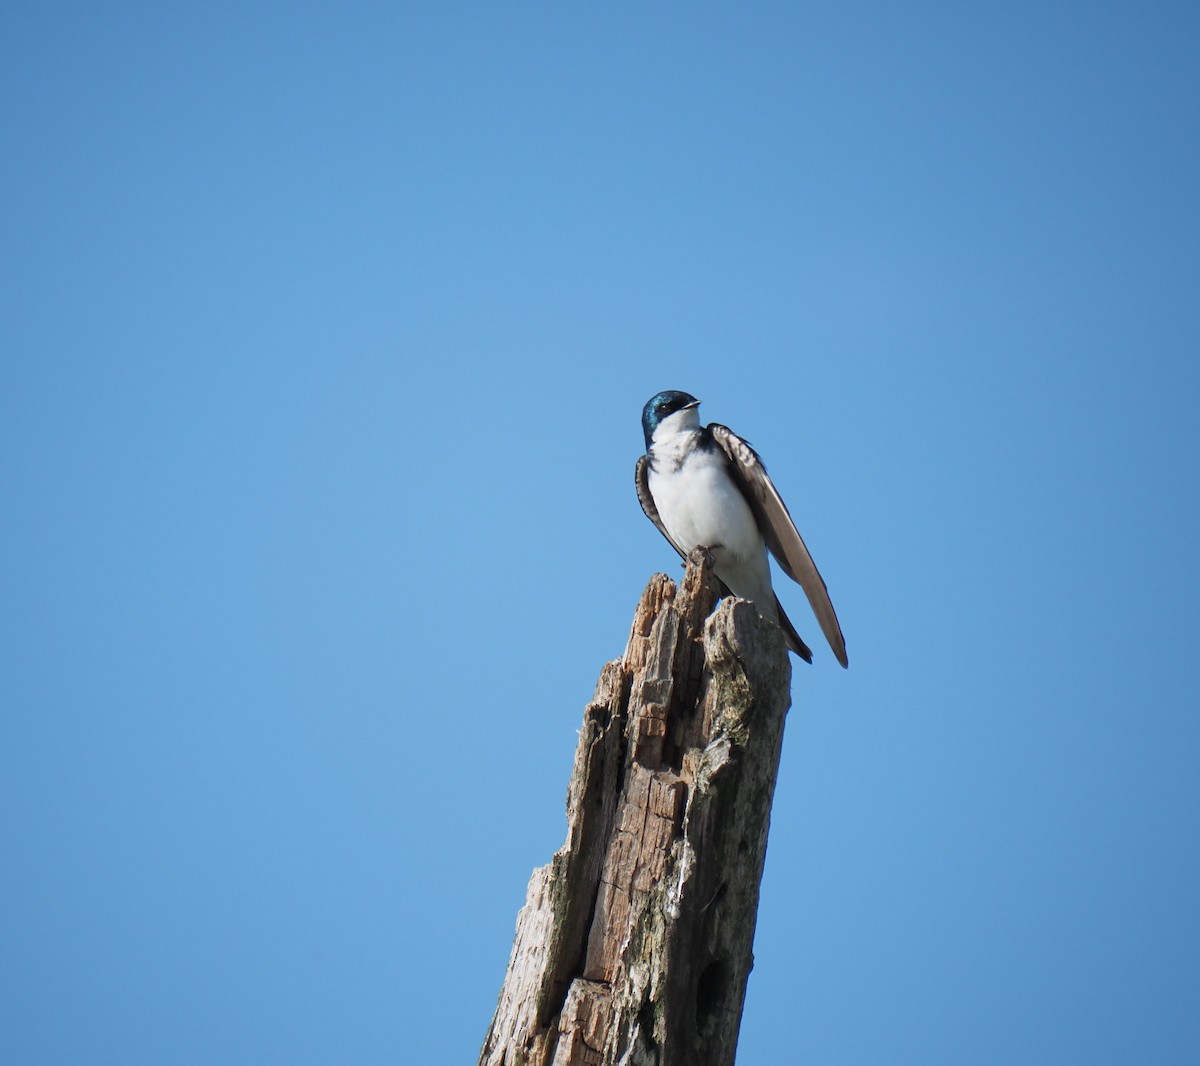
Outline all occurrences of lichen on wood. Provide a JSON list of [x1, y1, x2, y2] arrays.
[[479, 550, 793, 1066]]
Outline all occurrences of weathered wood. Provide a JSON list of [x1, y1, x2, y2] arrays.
[[479, 550, 792, 1066]]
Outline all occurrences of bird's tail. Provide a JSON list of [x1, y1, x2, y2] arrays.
[[775, 596, 814, 663]]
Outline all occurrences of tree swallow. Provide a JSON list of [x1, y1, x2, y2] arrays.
[[635, 390, 848, 667]]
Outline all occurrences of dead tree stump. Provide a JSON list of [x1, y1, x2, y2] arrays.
[[479, 549, 793, 1066]]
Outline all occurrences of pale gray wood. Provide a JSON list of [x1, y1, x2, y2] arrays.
[[479, 550, 792, 1066]]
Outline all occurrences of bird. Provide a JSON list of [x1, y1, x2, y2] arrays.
[[635, 390, 848, 667]]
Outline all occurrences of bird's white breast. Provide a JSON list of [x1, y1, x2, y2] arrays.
[[648, 436, 762, 565], [646, 420, 778, 619]]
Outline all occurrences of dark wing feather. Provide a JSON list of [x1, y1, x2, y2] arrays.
[[710, 424, 849, 668], [635, 455, 686, 560]]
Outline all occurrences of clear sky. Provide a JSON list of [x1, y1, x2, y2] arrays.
[[3, 4, 1198, 1063]]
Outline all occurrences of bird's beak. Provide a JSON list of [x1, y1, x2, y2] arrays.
[[685, 398, 701, 409]]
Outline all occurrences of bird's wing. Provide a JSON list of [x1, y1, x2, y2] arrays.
[[710, 424, 849, 668], [635, 455, 686, 560]]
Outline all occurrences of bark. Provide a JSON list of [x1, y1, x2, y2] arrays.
[[479, 549, 792, 1066]]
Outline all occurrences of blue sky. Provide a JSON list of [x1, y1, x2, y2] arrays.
[[3, 4, 1198, 1063]]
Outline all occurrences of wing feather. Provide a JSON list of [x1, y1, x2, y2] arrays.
[[710, 424, 849, 668], [635, 455, 686, 560]]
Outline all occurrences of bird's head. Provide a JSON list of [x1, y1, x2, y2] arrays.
[[641, 391, 701, 449]]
